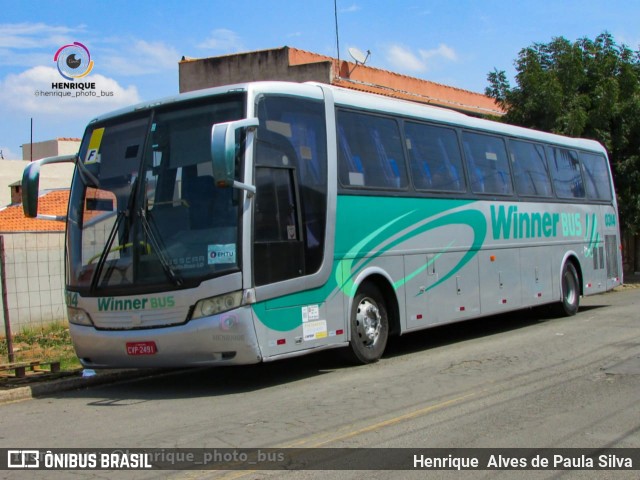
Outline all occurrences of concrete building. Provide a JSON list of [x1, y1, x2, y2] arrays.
[[21, 137, 81, 162], [179, 46, 504, 117]]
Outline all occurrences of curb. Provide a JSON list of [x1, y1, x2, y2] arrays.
[[0, 369, 158, 405]]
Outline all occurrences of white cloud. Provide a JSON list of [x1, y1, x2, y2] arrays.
[[197, 29, 244, 52], [101, 40, 180, 75], [340, 4, 361, 13], [0, 22, 86, 67], [384, 43, 458, 73], [385, 44, 427, 72], [0, 66, 140, 117], [420, 44, 458, 62], [0, 22, 179, 76], [0, 22, 79, 49]]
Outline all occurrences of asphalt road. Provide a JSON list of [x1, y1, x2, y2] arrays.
[[1, 287, 639, 480]]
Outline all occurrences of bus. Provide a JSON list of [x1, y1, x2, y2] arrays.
[[22, 81, 622, 367]]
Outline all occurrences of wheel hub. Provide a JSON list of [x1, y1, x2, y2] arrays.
[[356, 299, 381, 347]]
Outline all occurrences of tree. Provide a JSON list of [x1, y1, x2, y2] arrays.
[[486, 33, 640, 242]]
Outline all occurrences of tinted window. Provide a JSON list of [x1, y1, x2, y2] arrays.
[[509, 140, 553, 197], [580, 152, 612, 201], [404, 122, 465, 192], [338, 111, 407, 189], [254, 96, 328, 284], [547, 147, 584, 198], [462, 132, 513, 195]]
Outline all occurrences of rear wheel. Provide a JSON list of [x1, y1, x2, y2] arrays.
[[556, 261, 580, 316], [346, 284, 389, 364]]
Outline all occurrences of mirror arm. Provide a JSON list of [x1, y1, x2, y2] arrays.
[[211, 118, 259, 196], [232, 180, 256, 198]]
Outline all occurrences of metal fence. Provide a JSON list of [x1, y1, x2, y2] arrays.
[[0, 232, 67, 335]]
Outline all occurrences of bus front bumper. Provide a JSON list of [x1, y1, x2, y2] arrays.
[[69, 307, 262, 368]]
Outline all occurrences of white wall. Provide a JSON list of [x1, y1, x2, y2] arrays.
[[0, 159, 75, 207], [0, 232, 66, 332]]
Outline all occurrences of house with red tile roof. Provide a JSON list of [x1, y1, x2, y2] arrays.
[[179, 46, 504, 117], [0, 189, 68, 233]]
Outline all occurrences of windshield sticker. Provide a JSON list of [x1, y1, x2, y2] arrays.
[[85, 127, 105, 164], [208, 244, 236, 264]]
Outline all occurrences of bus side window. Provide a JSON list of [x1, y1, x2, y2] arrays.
[[405, 122, 465, 192], [510, 140, 553, 197], [547, 147, 585, 199], [338, 124, 365, 186], [337, 110, 407, 190], [464, 141, 485, 193], [462, 132, 512, 195], [580, 152, 612, 201], [406, 135, 433, 189]]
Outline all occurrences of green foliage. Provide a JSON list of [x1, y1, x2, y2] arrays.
[[0, 322, 81, 371], [486, 32, 640, 233]]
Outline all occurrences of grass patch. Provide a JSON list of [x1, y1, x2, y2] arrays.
[[0, 322, 81, 371]]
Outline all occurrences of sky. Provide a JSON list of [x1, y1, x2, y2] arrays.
[[1, 0, 639, 160]]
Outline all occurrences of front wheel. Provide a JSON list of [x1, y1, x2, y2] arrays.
[[556, 261, 580, 316], [345, 284, 389, 364]]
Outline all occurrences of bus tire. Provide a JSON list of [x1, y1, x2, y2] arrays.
[[346, 283, 389, 364], [556, 261, 580, 316]]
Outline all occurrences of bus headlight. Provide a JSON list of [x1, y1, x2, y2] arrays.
[[68, 306, 94, 326], [192, 291, 243, 319]]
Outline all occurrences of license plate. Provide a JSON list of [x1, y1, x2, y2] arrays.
[[126, 341, 157, 355]]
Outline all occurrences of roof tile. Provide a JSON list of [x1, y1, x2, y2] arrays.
[[0, 190, 69, 232]]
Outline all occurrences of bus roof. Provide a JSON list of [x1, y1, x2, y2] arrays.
[[88, 80, 606, 155]]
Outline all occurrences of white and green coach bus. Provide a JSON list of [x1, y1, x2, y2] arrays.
[[23, 81, 622, 367]]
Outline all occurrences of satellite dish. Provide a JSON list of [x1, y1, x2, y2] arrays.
[[348, 47, 369, 65]]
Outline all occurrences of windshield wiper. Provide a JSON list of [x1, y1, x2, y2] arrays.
[[139, 207, 183, 286], [89, 209, 125, 293], [89, 168, 140, 292]]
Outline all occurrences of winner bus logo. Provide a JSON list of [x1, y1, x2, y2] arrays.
[[54, 42, 94, 80]]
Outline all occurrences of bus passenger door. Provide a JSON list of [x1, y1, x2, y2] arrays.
[[253, 165, 305, 285]]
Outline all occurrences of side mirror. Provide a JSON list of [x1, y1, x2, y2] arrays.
[[211, 118, 258, 196], [22, 154, 76, 219]]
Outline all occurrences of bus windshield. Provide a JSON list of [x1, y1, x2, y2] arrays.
[[67, 94, 246, 295]]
